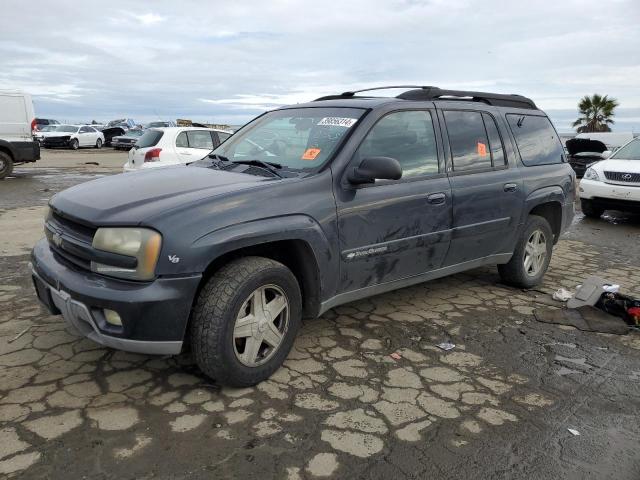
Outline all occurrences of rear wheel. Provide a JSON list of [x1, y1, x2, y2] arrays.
[[581, 199, 604, 219], [70, 139, 79, 150], [498, 215, 553, 288], [0, 151, 14, 179], [190, 257, 302, 387], [95, 138, 103, 149]]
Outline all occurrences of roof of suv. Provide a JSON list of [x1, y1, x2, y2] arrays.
[[287, 86, 539, 111]]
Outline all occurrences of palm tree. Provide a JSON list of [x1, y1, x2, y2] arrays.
[[572, 94, 618, 133]]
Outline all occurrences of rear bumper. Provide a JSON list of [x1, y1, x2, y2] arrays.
[[31, 238, 202, 355]]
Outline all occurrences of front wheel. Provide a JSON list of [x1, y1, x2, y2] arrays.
[[0, 151, 14, 179], [190, 257, 302, 387], [498, 215, 553, 288], [95, 138, 103, 149], [70, 139, 79, 150]]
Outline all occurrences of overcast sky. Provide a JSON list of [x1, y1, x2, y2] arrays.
[[1, 0, 639, 131]]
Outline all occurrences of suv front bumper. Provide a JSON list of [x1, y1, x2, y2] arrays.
[[31, 238, 201, 355]]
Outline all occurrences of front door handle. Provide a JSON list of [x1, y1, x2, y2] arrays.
[[504, 183, 518, 193], [427, 193, 446, 205]]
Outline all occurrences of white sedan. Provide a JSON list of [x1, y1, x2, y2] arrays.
[[579, 137, 640, 218], [42, 125, 105, 149], [123, 127, 233, 172]]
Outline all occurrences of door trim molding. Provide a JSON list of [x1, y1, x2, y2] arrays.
[[319, 252, 512, 315]]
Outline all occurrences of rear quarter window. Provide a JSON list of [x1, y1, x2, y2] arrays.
[[136, 130, 164, 148], [507, 114, 564, 166]]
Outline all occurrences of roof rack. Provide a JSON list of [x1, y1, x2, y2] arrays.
[[314, 85, 537, 110]]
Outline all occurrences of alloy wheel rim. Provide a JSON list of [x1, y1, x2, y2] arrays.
[[233, 284, 289, 367], [524, 229, 547, 276], [0, 158, 5, 171]]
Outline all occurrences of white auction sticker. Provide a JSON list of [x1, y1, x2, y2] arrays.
[[317, 117, 358, 128]]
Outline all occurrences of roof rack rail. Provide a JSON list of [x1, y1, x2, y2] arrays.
[[314, 85, 537, 110]]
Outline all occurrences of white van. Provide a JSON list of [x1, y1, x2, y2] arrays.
[[0, 90, 40, 179]]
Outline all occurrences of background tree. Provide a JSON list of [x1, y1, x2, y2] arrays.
[[572, 94, 618, 133]]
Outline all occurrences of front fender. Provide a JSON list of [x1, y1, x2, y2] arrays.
[[185, 214, 336, 295]]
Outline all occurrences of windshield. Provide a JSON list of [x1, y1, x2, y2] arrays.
[[40, 125, 57, 132], [147, 121, 170, 128], [126, 129, 145, 137], [611, 139, 640, 160], [209, 107, 365, 170], [56, 125, 78, 133]]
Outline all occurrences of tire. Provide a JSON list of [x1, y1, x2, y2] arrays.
[[95, 138, 103, 149], [70, 139, 79, 150], [498, 215, 553, 288], [0, 151, 14, 180], [581, 199, 604, 219], [190, 256, 302, 387]]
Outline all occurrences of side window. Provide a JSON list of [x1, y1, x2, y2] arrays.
[[218, 132, 231, 142], [507, 114, 564, 166], [187, 131, 214, 149], [175, 131, 189, 148], [482, 113, 506, 166], [444, 110, 491, 172], [79, 126, 90, 133], [356, 110, 439, 179]]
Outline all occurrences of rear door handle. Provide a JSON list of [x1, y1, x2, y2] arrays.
[[504, 183, 518, 193], [427, 193, 446, 205]]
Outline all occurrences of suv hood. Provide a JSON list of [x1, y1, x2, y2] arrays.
[[50, 166, 275, 225], [566, 138, 607, 156]]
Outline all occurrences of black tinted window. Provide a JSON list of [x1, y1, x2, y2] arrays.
[[482, 113, 506, 166], [136, 130, 164, 148], [444, 111, 491, 172], [507, 114, 563, 166], [357, 110, 439, 178]]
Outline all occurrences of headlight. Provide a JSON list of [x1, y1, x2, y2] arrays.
[[91, 228, 162, 281], [584, 167, 600, 181]]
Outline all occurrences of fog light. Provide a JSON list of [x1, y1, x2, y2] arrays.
[[103, 309, 122, 326]]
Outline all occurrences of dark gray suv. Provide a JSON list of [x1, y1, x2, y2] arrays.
[[31, 86, 575, 386]]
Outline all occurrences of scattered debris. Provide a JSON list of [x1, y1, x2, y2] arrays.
[[84, 161, 100, 166], [602, 284, 620, 293], [534, 306, 628, 334], [390, 352, 402, 360], [567, 428, 580, 436], [436, 342, 456, 351], [9, 324, 44, 343], [552, 288, 573, 302]]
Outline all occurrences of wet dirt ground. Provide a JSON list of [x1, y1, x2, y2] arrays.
[[1, 151, 639, 479]]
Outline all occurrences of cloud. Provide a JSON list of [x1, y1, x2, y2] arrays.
[[0, 0, 638, 129]]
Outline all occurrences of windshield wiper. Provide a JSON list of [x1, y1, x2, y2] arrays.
[[231, 159, 283, 178]]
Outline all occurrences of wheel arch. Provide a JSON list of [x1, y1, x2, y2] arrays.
[[524, 187, 565, 243], [0, 140, 16, 161], [189, 216, 333, 319]]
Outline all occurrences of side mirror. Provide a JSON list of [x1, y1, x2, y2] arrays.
[[601, 150, 611, 159], [347, 156, 402, 185]]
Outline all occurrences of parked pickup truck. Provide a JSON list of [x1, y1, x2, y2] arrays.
[[31, 86, 575, 386]]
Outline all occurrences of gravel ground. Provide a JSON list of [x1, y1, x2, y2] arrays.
[[0, 150, 639, 479]]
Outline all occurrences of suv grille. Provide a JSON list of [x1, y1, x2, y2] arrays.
[[45, 211, 97, 270], [604, 171, 640, 183]]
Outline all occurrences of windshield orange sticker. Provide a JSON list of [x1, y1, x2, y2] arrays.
[[477, 142, 487, 157], [302, 148, 321, 160]]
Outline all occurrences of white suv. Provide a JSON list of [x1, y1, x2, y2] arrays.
[[579, 137, 640, 218], [123, 127, 232, 172], [0, 90, 40, 178]]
